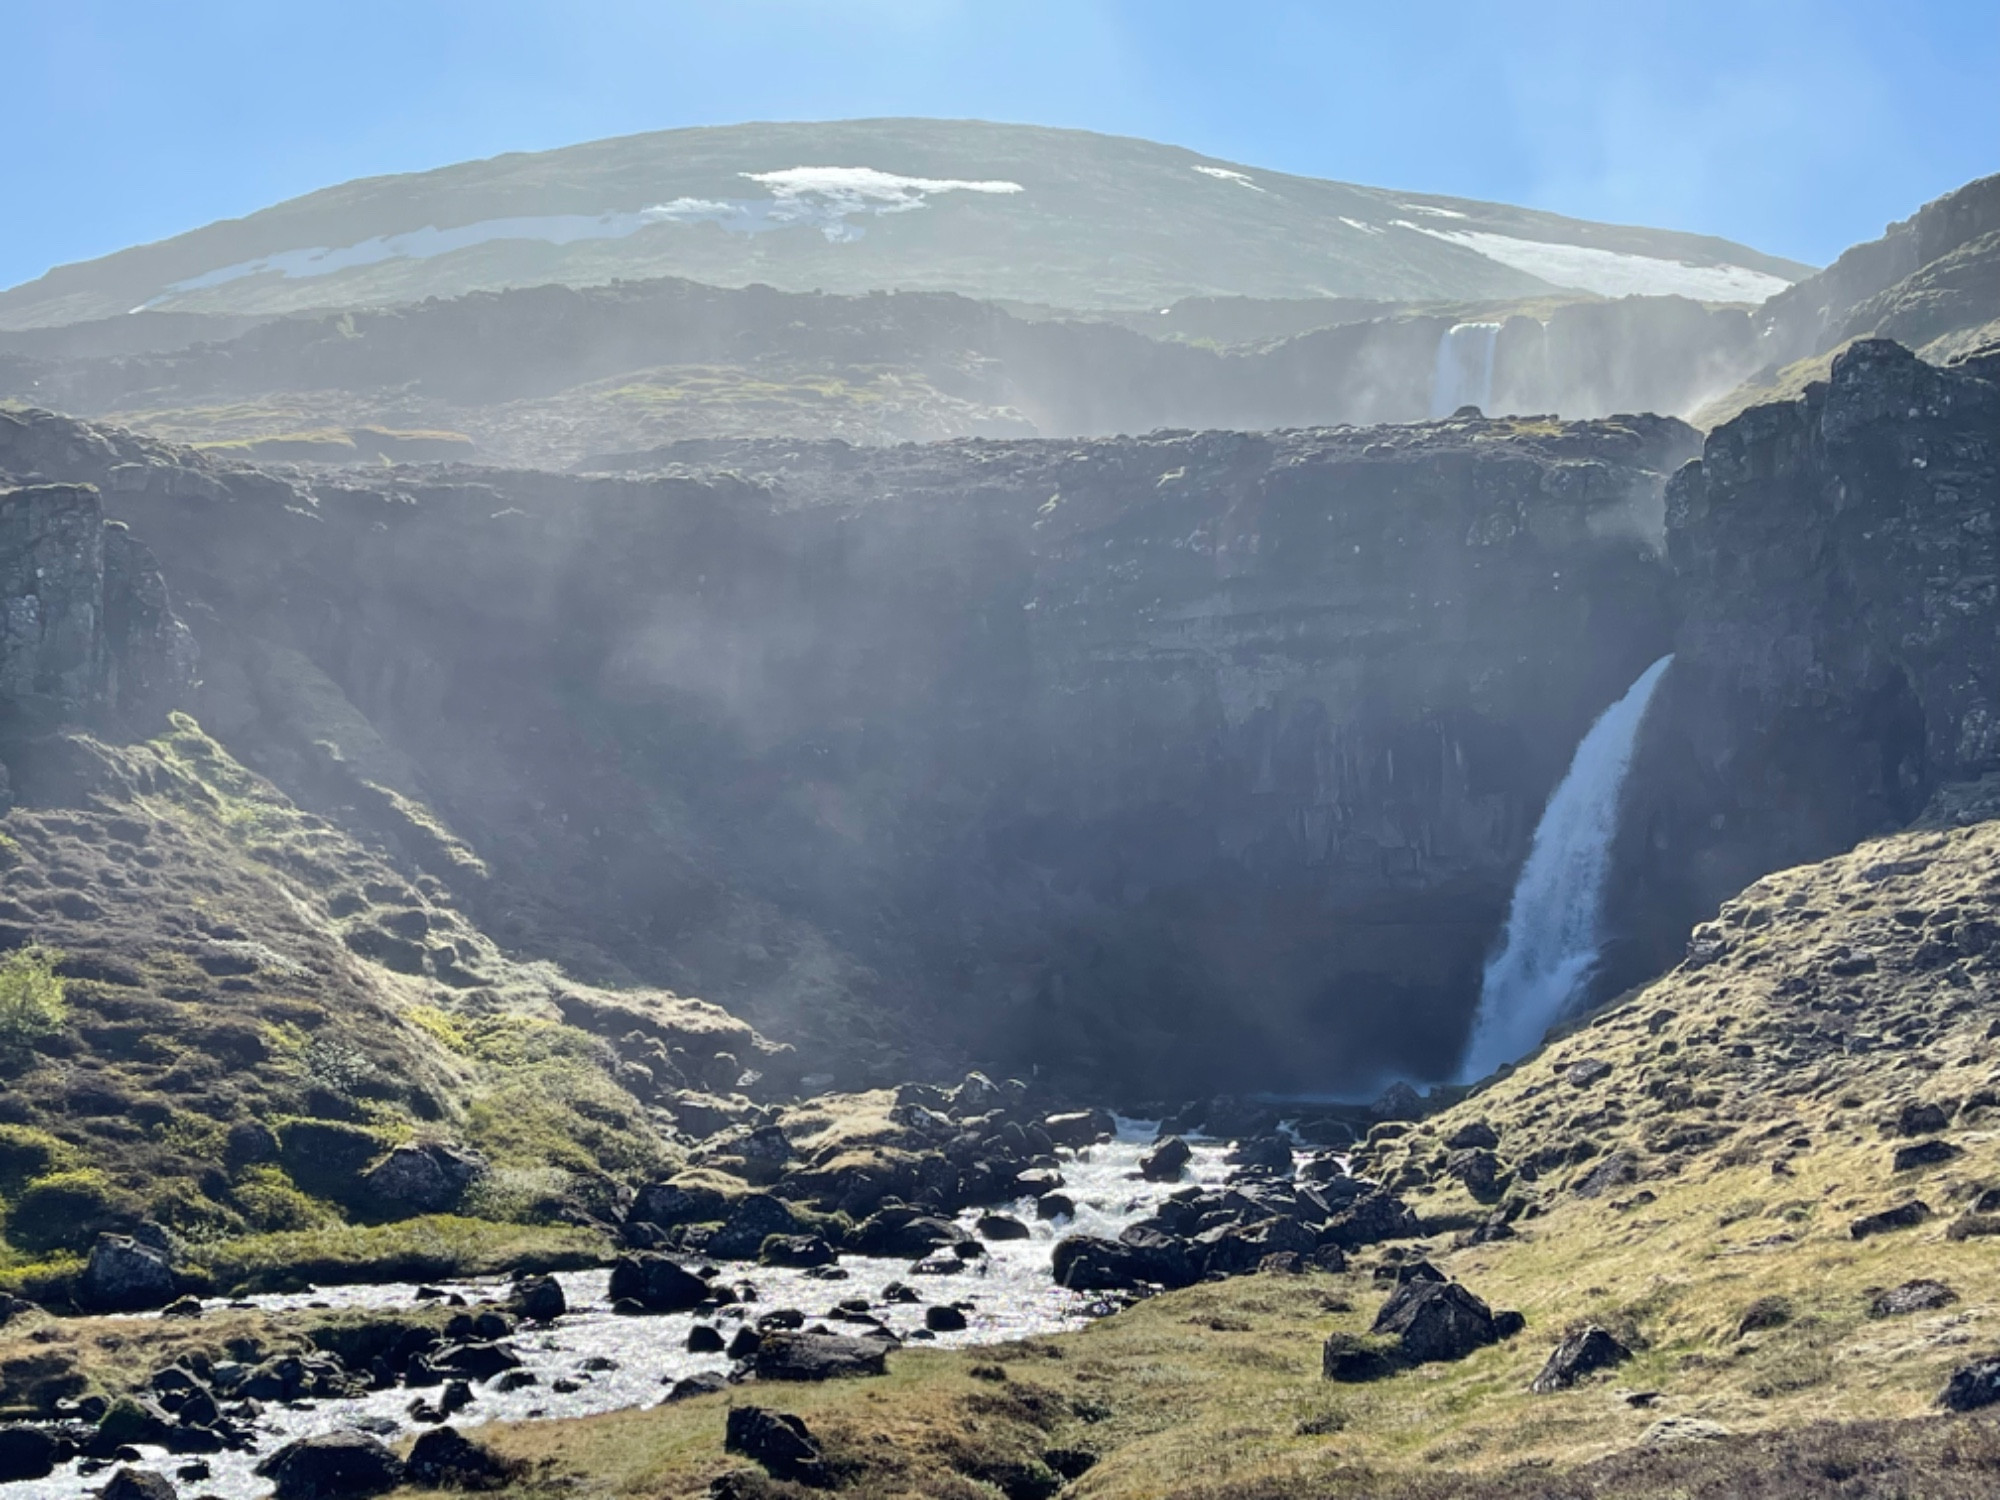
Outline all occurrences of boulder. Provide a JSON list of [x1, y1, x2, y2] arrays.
[[1445, 1148, 1507, 1203], [1530, 1326, 1631, 1393], [1893, 1139, 1963, 1172], [1851, 1201, 1932, 1239], [1372, 1280, 1499, 1364], [0, 1425, 64, 1481], [1319, 1190, 1420, 1249], [98, 1468, 177, 1500], [750, 1332, 889, 1381], [850, 1208, 966, 1258], [1225, 1136, 1294, 1174], [628, 1180, 728, 1229], [1871, 1279, 1958, 1317], [253, 1430, 404, 1500], [686, 1324, 727, 1354], [434, 1343, 521, 1383], [1941, 1356, 2000, 1412], [1140, 1136, 1192, 1182], [665, 1372, 729, 1402], [1196, 1216, 1317, 1277], [360, 1143, 485, 1215], [975, 1213, 1031, 1241], [1051, 1232, 1198, 1292], [1043, 1110, 1116, 1148], [511, 1273, 567, 1322], [1036, 1193, 1076, 1220], [705, 1195, 801, 1259], [606, 1253, 710, 1312], [78, 1235, 176, 1312], [760, 1234, 837, 1268], [1444, 1120, 1499, 1151], [925, 1305, 968, 1332], [725, 1405, 826, 1485], [405, 1426, 519, 1490]]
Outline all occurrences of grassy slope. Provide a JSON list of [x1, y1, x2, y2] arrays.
[[451, 815, 2000, 1498], [0, 715, 784, 1289]]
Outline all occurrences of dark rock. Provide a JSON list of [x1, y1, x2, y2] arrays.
[[706, 1194, 801, 1260], [1196, 1216, 1317, 1277], [94, 1398, 176, 1452], [0, 1426, 64, 1481], [726, 1326, 763, 1360], [98, 1468, 176, 1500], [849, 1208, 966, 1258], [1372, 1280, 1498, 1364], [975, 1213, 1031, 1241], [1444, 1120, 1500, 1151], [406, 1426, 519, 1490], [628, 1180, 728, 1229], [664, 1372, 728, 1402], [1940, 1355, 2000, 1412], [1036, 1193, 1076, 1221], [1893, 1139, 1964, 1172], [1445, 1148, 1507, 1203], [78, 1236, 176, 1313], [1225, 1136, 1294, 1174], [1571, 1154, 1641, 1199], [686, 1324, 727, 1354], [925, 1305, 968, 1332], [607, 1253, 710, 1312], [433, 1343, 521, 1382], [253, 1430, 404, 1500], [725, 1405, 826, 1485], [159, 1297, 203, 1320], [750, 1332, 889, 1381], [759, 1234, 837, 1268], [511, 1274, 567, 1322], [1872, 1279, 1958, 1317], [360, 1142, 485, 1215], [1530, 1326, 1631, 1393], [1140, 1136, 1192, 1182], [1044, 1448, 1098, 1480], [1043, 1111, 1116, 1148], [1319, 1190, 1420, 1249], [1851, 1201, 1933, 1238], [1898, 1101, 1953, 1137]]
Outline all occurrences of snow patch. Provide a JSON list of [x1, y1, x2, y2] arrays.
[[144, 166, 1027, 305], [1193, 165, 1266, 192], [1395, 223, 1792, 302], [1338, 216, 1383, 235]]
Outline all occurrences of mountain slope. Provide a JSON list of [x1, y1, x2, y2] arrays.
[[0, 120, 1811, 328]]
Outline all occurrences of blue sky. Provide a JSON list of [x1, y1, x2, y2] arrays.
[[6, 0, 1996, 291]]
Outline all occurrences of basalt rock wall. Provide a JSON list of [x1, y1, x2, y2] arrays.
[[1608, 340, 2000, 991], [1, 403, 1692, 1094]]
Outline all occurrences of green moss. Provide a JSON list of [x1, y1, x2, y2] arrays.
[[230, 1165, 338, 1234], [0, 947, 67, 1054], [0, 1125, 79, 1191], [9, 1169, 135, 1254], [462, 1062, 667, 1181]]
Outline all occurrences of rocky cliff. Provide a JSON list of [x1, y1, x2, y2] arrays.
[[1610, 339, 2000, 990], [1, 402, 1694, 1095]]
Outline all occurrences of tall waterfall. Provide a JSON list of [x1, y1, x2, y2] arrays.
[[1456, 655, 1674, 1083], [1430, 321, 1503, 417]]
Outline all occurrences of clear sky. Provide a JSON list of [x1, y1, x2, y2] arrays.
[[7, 0, 1997, 292]]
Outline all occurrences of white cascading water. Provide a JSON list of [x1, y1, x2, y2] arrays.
[[1456, 655, 1674, 1082], [1429, 321, 1503, 417]]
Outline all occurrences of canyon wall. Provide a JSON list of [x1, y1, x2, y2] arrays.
[[2, 405, 1691, 1095]]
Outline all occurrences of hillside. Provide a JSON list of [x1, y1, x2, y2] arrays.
[[0, 120, 1809, 328]]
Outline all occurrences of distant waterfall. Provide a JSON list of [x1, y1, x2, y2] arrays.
[[1456, 655, 1674, 1082], [1430, 321, 1503, 418]]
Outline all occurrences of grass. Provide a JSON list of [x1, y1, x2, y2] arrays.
[[191, 1215, 608, 1293]]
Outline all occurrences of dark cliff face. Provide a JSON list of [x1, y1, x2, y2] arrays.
[[0, 467, 195, 769], [2, 404, 1691, 1096], [1609, 340, 2000, 989]]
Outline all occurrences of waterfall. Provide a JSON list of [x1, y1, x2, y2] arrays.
[[1455, 655, 1673, 1083], [1430, 321, 1503, 418]]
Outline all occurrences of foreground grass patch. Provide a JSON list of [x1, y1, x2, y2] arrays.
[[193, 1215, 609, 1293]]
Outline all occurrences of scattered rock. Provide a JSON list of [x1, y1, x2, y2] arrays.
[[511, 1274, 566, 1322], [686, 1325, 727, 1354], [1140, 1136, 1192, 1182], [1444, 1120, 1499, 1151], [1893, 1139, 1964, 1172], [1371, 1280, 1499, 1364], [759, 1235, 837, 1269], [725, 1405, 826, 1486], [925, 1305, 968, 1332], [360, 1143, 485, 1215], [1571, 1154, 1640, 1200], [706, 1195, 802, 1260], [1872, 1279, 1958, 1317], [405, 1426, 519, 1490], [1036, 1193, 1076, 1220], [253, 1430, 404, 1500], [665, 1372, 729, 1402], [0, 1426, 65, 1481], [1940, 1355, 2000, 1412], [1321, 1332, 1398, 1382], [78, 1236, 176, 1313], [1897, 1101, 1952, 1137], [1445, 1148, 1506, 1203], [1565, 1058, 1612, 1088], [975, 1213, 1031, 1241], [607, 1253, 710, 1312], [1530, 1326, 1631, 1393], [97, 1469, 176, 1500], [1643, 1417, 1730, 1447], [750, 1332, 889, 1381], [1851, 1201, 1933, 1239]]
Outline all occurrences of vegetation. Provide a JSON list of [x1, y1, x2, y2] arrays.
[[0, 945, 66, 1054]]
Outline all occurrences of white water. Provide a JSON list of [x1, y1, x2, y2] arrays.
[[1456, 655, 1673, 1082], [1429, 321, 1502, 417], [0, 1127, 1229, 1500]]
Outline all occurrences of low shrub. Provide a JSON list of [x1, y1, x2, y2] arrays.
[[0, 947, 67, 1054], [9, 1169, 136, 1254]]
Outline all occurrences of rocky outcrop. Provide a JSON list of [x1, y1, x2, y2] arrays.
[[1611, 340, 2000, 990], [0, 405, 1690, 1095]]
